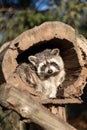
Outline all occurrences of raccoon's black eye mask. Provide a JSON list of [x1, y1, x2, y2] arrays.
[[41, 64, 46, 71], [50, 62, 60, 70]]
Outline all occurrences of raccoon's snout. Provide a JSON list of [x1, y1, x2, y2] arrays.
[[47, 69, 53, 74]]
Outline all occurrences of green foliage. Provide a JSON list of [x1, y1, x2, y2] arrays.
[[0, 0, 87, 46], [0, 106, 20, 130], [59, 0, 87, 27], [0, 9, 51, 45]]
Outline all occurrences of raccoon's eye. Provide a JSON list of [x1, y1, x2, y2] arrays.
[[50, 62, 59, 70], [41, 64, 46, 71]]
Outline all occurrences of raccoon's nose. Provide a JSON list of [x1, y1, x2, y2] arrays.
[[48, 69, 53, 74]]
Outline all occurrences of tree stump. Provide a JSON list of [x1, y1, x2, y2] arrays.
[[0, 21, 87, 130]]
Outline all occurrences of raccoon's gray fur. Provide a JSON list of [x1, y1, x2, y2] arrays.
[[16, 48, 65, 99]]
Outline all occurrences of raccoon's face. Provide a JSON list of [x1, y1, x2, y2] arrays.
[[36, 58, 60, 78], [28, 48, 64, 79]]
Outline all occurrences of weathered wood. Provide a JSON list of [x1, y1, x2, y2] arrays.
[[49, 105, 67, 121], [40, 98, 82, 104], [0, 21, 87, 130], [4, 72, 83, 104], [1, 21, 87, 100], [0, 41, 11, 85], [0, 83, 77, 130], [58, 106, 66, 121]]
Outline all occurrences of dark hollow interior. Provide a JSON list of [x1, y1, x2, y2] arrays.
[[16, 38, 81, 88]]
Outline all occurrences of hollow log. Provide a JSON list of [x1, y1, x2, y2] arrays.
[[1, 21, 87, 100], [0, 21, 87, 130]]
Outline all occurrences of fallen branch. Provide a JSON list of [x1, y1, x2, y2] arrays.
[[40, 98, 83, 105], [0, 83, 77, 130]]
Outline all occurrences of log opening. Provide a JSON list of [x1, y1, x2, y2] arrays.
[[16, 38, 81, 91]]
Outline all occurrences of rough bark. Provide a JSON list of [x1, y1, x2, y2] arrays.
[[0, 41, 11, 85], [0, 83, 77, 130], [0, 21, 87, 130], [1, 21, 87, 100]]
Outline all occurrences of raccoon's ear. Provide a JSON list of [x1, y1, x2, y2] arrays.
[[51, 48, 60, 56], [28, 56, 37, 66]]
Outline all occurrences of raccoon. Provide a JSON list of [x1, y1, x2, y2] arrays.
[[28, 48, 65, 99], [16, 63, 37, 87], [16, 48, 65, 99]]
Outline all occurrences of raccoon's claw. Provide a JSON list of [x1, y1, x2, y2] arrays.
[[36, 88, 43, 92]]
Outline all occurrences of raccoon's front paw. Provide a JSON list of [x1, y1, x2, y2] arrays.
[[36, 87, 42, 92], [49, 94, 56, 99], [41, 95, 48, 100]]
